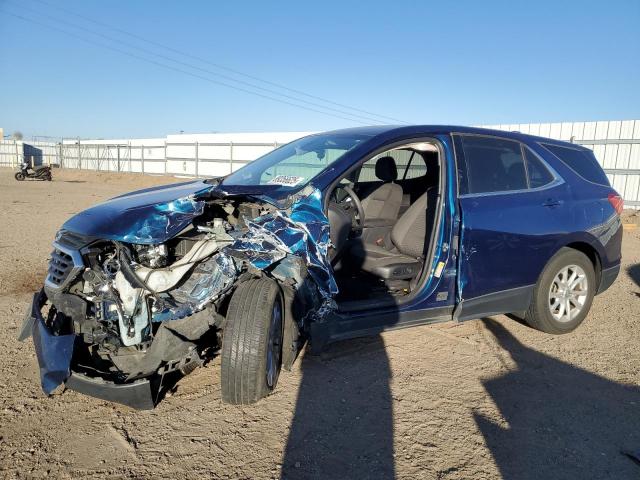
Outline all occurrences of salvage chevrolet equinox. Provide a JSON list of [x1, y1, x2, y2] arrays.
[[20, 126, 623, 409]]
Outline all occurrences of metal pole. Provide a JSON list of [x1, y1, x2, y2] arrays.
[[117, 145, 121, 172], [60, 137, 64, 169], [195, 141, 199, 177], [164, 141, 167, 174], [229, 141, 233, 173], [77, 137, 81, 169], [128, 142, 132, 172], [141, 145, 145, 175]]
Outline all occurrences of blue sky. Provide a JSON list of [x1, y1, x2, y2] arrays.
[[0, 0, 638, 139]]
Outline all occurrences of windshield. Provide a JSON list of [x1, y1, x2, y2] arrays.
[[222, 133, 369, 188]]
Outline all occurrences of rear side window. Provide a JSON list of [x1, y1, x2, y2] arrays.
[[459, 136, 528, 194], [542, 144, 610, 186], [524, 147, 555, 188]]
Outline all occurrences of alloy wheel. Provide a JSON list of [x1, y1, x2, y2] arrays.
[[548, 265, 589, 323]]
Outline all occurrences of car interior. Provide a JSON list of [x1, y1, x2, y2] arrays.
[[326, 141, 442, 308]]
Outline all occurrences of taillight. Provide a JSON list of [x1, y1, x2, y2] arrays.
[[608, 192, 624, 215]]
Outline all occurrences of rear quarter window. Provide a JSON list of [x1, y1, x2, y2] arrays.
[[524, 147, 555, 188], [541, 144, 610, 186]]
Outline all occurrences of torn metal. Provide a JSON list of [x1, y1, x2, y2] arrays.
[[22, 181, 338, 404], [224, 187, 338, 300]]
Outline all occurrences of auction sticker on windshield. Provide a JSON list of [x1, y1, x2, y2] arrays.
[[268, 175, 305, 187]]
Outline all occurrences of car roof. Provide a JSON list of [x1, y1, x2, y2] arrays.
[[322, 125, 588, 151]]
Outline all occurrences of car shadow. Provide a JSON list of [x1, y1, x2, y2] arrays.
[[281, 234, 399, 479], [281, 334, 395, 479], [627, 264, 640, 297], [474, 318, 640, 479]]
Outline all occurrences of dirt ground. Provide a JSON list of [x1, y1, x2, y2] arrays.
[[0, 168, 639, 480]]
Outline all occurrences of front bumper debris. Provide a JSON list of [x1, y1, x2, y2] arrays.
[[20, 290, 156, 409], [21, 289, 75, 394], [65, 372, 155, 410]]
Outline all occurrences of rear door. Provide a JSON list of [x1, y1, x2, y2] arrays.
[[454, 134, 572, 320]]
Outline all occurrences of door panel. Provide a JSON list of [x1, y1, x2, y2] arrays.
[[458, 186, 570, 301], [454, 134, 573, 319]]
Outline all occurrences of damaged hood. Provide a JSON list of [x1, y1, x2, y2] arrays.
[[61, 180, 216, 244]]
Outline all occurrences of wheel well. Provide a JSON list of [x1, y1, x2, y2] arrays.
[[565, 242, 602, 286]]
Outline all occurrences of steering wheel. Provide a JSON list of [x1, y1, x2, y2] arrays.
[[340, 185, 365, 229]]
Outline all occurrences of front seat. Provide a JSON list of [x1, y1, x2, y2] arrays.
[[361, 156, 403, 226], [350, 188, 436, 280]]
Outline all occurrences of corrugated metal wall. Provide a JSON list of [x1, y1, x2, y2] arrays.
[[2, 121, 638, 208]]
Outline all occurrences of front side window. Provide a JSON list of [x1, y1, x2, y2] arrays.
[[459, 135, 528, 194]]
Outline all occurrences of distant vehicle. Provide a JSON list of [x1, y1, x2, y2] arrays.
[[15, 161, 52, 181], [20, 126, 622, 409]]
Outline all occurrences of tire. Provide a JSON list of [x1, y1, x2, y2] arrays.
[[45, 172, 52, 181], [221, 278, 284, 404], [525, 247, 596, 334], [14, 172, 25, 181]]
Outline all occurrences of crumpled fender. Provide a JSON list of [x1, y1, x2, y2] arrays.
[[223, 187, 338, 300]]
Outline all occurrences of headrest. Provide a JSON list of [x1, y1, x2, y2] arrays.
[[375, 156, 398, 182]]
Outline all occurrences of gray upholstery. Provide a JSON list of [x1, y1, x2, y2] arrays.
[[390, 189, 431, 258], [351, 188, 435, 279], [362, 183, 403, 224], [361, 157, 403, 225], [349, 243, 421, 279]]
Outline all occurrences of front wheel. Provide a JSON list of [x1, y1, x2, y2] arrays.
[[14, 172, 25, 181], [525, 247, 596, 334], [220, 278, 284, 404]]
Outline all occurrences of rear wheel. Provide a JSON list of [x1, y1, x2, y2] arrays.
[[525, 247, 596, 334], [220, 278, 284, 404], [14, 172, 25, 181]]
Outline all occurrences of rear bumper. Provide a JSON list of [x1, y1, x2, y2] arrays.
[[597, 264, 620, 294]]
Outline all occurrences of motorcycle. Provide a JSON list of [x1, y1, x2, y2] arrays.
[[14, 163, 52, 181]]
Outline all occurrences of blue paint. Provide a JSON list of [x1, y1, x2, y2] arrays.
[[457, 137, 622, 301], [32, 316, 75, 394], [39, 125, 622, 345], [224, 188, 337, 299], [62, 180, 214, 244]]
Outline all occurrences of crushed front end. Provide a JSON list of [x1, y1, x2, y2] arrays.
[[20, 182, 334, 409]]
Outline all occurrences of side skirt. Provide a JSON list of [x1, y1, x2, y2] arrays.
[[454, 284, 534, 322], [310, 306, 454, 353]]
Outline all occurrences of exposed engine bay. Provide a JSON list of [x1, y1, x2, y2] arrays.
[[23, 184, 334, 406]]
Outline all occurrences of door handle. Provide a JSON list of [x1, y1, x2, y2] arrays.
[[542, 198, 561, 207]]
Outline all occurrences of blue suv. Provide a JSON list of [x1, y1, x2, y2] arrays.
[[20, 126, 623, 408]]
